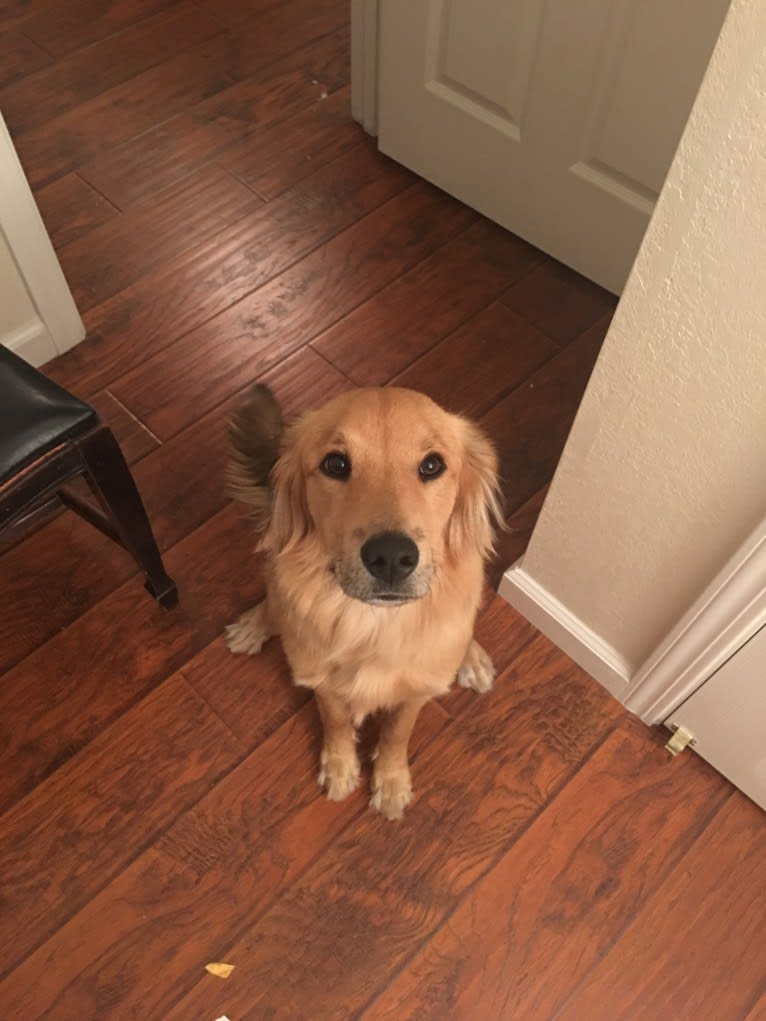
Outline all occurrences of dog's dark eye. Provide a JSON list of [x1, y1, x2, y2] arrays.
[[419, 452, 446, 481], [320, 451, 351, 480]]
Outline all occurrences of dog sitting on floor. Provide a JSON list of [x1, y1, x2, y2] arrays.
[[225, 384, 502, 820]]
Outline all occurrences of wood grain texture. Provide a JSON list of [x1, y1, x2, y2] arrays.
[[78, 26, 350, 208], [0, 504, 262, 815], [746, 991, 766, 1021], [87, 390, 159, 464], [47, 142, 412, 396], [12, 0, 347, 187], [0, 701, 451, 1021], [59, 164, 261, 311], [0, 3, 221, 134], [0, 30, 52, 89], [221, 84, 361, 199], [393, 303, 558, 417], [363, 725, 730, 1021], [557, 792, 766, 1021], [0, 673, 238, 980], [128, 345, 352, 553], [480, 314, 611, 513], [111, 183, 476, 439], [18, 0, 187, 57], [0, 8, 758, 1020], [501, 255, 617, 347], [0, 513, 136, 675], [182, 632, 308, 745], [313, 221, 543, 385], [193, 0, 282, 27], [162, 634, 623, 1021], [34, 172, 118, 250]]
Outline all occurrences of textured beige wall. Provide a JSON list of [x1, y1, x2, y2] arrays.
[[519, 0, 766, 668]]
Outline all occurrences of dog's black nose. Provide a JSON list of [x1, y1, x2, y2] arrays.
[[360, 531, 419, 585]]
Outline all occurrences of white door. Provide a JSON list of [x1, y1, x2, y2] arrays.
[[667, 625, 766, 812], [0, 113, 83, 366], [377, 0, 730, 293]]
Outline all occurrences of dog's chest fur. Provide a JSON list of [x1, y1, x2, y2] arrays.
[[270, 554, 482, 717]]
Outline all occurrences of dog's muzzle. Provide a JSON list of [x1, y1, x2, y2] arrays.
[[333, 530, 430, 606]]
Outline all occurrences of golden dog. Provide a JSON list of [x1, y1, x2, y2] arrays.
[[225, 385, 502, 820]]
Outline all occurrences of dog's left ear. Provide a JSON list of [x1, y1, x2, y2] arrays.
[[447, 418, 504, 560]]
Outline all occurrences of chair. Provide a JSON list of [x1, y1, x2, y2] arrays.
[[0, 346, 177, 607]]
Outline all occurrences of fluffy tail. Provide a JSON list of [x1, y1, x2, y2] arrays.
[[226, 383, 283, 532]]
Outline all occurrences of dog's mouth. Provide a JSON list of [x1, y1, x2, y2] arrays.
[[366, 592, 417, 607]]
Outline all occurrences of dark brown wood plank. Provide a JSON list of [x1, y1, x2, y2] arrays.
[[13, 0, 347, 187], [0, 513, 136, 676], [18, 0, 187, 57], [46, 142, 412, 396], [220, 84, 361, 199], [0, 672, 239, 981], [182, 632, 308, 745], [59, 164, 261, 311], [0, 30, 52, 89], [110, 182, 477, 439], [78, 26, 350, 208], [557, 792, 766, 1021], [0, 700, 450, 1020], [313, 221, 543, 385], [193, 0, 282, 27], [131, 345, 352, 553], [0, 3, 221, 134], [87, 390, 159, 464], [501, 255, 617, 347], [479, 314, 610, 514], [0, 0, 66, 31], [363, 725, 730, 1021], [0, 503, 260, 817], [35, 172, 118, 250], [162, 633, 623, 1021], [392, 303, 558, 417]]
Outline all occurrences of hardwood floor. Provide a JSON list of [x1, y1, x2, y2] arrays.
[[2, 2, 764, 1018]]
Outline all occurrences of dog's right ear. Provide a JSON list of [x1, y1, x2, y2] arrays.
[[260, 418, 312, 555], [226, 383, 283, 532]]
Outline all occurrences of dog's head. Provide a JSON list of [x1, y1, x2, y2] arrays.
[[229, 386, 502, 606]]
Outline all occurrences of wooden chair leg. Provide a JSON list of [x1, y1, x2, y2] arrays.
[[77, 425, 178, 608]]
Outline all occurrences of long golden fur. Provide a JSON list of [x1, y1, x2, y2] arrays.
[[226, 385, 502, 820]]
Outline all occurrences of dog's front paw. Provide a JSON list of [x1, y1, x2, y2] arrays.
[[318, 750, 360, 802], [225, 603, 271, 655], [457, 639, 495, 693], [370, 768, 413, 821]]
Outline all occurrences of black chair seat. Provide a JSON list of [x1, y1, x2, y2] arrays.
[[0, 346, 97, 483]]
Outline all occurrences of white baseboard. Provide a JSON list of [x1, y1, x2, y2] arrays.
[[2, 317, 60, 366], [499, 559, 633, 700]]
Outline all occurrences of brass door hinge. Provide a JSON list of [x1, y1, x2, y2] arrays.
[[665, 725, 695, 757]]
